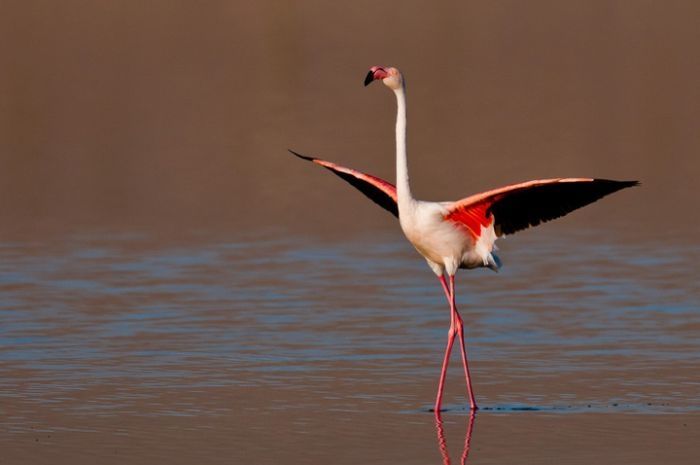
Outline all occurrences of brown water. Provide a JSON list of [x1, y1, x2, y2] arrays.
[[1, 230, 699, 464], [2, 1, 700, 464]]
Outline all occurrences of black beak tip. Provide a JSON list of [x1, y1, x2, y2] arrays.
[[364, 70, 375, 87]]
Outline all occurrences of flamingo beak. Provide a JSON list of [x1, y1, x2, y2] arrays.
[[364, 66, 389, 86], [364, 70, 376, 86]]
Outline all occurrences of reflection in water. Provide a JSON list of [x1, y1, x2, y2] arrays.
[[435, 412, 476, 465]]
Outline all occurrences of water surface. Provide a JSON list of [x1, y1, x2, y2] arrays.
[[1, 230, 698, 464]]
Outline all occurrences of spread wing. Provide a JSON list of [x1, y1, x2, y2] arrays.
[[289, 149, 398, 218], [445, 178, 639, 237]]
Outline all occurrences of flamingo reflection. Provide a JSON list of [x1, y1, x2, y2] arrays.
[[435, 411, 476, 465]]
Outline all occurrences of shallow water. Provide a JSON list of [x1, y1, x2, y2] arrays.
[[1, 230, 698, 464]]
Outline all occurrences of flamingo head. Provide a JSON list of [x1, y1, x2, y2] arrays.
[[364, 66, 403, 90]]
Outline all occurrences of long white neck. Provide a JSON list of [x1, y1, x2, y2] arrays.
[[393, 84, 413, 206]]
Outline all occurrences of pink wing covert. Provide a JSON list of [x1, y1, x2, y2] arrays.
[[289, 150, 398, 218]]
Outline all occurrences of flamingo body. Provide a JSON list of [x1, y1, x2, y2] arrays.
[[400, 199, 497, 275], [290, 65, 638, 413]]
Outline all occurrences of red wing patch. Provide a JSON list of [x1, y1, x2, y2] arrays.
[[445, 200, 494, 241]]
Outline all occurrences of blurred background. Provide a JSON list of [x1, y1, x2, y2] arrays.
[[1, 0, 698, 240]]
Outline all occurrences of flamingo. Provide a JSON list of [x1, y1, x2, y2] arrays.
[[290, 66, 638, 412]]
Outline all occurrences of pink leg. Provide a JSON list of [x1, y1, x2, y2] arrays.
[[449, 275, 478, 411], [434, 275, 456, 413], [435, 275, 479, 412]]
